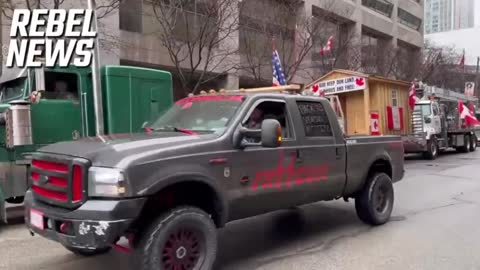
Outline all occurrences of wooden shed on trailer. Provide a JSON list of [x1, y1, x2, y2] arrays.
[[306, 69, 412, 136]]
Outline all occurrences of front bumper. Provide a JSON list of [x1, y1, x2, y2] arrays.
[[24, 190, 146, 250]]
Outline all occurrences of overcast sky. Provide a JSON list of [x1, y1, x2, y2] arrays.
[[476, 0, 480, 27]]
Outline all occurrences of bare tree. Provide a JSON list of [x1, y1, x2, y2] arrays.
[[148, 0, 241, 95], [238, 0, 356, 85], [312, 21, 358, 78]]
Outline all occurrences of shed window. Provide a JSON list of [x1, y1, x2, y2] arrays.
[[391, 89, 398, 107]]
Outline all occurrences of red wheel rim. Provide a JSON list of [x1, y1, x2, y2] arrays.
[[162, 228, 202, 270]]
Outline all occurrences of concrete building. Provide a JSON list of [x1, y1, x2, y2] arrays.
[[1, 0, 424, 98]]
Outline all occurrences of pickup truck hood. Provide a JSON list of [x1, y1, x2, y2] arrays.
[[37, 132, 216, 167]]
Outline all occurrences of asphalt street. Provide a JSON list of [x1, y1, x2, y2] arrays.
[[1, 150, 480, 270]]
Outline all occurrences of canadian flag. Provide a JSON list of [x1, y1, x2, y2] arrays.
[[387, 106, 404, 131], [408, 82, 419, 110], [311, 84, 325, 97], [320, 36, 333, 55], [459, 100, 480, 126], [370, 112, 380, 135]]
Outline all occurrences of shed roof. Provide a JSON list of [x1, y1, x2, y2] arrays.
[[306, 69, 411, 89]]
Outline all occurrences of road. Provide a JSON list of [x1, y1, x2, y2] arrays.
[[2, 150, 480, 270]]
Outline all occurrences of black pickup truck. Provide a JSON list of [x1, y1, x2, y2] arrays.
[[24, 90, 404, 270]]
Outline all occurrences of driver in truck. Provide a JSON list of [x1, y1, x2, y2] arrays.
[[246, 107, 264, 129], [54, 80, 77, 100]]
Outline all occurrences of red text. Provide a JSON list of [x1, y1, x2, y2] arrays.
[[251, 153, 329, 190]]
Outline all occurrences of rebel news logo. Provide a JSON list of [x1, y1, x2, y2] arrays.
[[6, 9, 96, 68]]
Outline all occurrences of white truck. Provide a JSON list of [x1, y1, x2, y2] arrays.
[[403, 84, 479, 160]]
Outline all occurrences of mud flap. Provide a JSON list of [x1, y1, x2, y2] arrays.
[[0, 187, 6, 223]]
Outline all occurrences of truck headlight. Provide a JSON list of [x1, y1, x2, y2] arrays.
[[88, 167, 127, 197]]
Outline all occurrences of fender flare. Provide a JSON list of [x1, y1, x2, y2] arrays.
[[0, 187, 5, 223], [141, 173, 229, 226], [365, 154, 393, 180]]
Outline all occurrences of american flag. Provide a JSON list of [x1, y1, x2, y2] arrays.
[[272, 49, 286, 86]]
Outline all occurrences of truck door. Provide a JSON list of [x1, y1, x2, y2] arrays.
[[291, 100, 346, 202], [432, 103, 442, 134], [31, 71, 83, 144], [227, 98, 301, 220]]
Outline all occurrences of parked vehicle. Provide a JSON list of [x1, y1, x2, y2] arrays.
[[0, 65, 173, 222], [403, 84, 479, 160], [24, 85, 404, 270]]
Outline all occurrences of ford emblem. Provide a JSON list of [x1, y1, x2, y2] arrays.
[[39, 175, 50, 185]]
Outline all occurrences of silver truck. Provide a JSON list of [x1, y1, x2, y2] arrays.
[[403, 84, 479, 160]]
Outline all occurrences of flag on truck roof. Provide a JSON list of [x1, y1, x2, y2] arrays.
[[272, 48, 286, 86], [459, 100, 480, 126]]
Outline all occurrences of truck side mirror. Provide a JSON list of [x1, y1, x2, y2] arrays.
[[234, 119, 282, 149], [260, 119, 282, 148], [34, 68, 46, 92]]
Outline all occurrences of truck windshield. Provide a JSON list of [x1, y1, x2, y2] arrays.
[[151, 95, 245, 135], [0, 77, 26, 102], [415, 104, 431, 117]]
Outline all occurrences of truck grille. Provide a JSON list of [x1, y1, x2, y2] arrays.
[[412, 110, 424, 135], [30, 155, 89, 208]]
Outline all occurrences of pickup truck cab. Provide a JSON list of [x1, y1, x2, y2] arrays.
[[24, 87, 404, 270]]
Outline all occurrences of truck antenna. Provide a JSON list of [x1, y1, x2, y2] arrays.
[[88, 0, 105, 136]]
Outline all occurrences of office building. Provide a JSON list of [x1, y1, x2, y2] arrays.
[[1, 0, 425, 95], [453, 0, 475, 29], [425, 0, 475, 34]]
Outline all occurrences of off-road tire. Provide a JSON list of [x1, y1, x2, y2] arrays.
[[457, 135, 471, 153], [423, 139, 438, 160], [355, 173, 394, 226], [470, 135, 477, 152], [134, 206, 217, 270], [64, 246, 111, 257]]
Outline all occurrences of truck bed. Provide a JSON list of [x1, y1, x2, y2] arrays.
[[343, 135, 404, 196]]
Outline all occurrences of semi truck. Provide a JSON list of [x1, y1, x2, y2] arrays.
[[402, 83, 479, 160], [0, 65, 174, 222], [0, 0, 175, 221]]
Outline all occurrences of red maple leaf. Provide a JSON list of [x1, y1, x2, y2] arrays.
[[312, 84, 319, 93], [355, 78, 365, 87]]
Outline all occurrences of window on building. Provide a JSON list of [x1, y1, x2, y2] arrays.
[[391, 89, 398, 107], [119, 0, 143, 33], [141, 0, 220, 43], [398, 8, 422, 31], [239, 0, 298, 64], [361, 0, 394, 17], [310, 16, 341, 61], [361, 34, 379, 72]]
